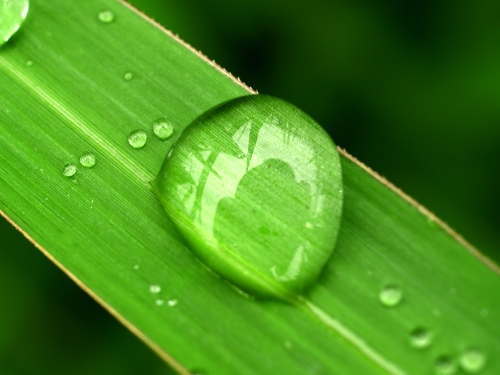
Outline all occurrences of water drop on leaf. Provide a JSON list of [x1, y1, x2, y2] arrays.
[[0, 0, 29, 46], [154, 95, 343, 300], [63, 164, 76, 177], [459, 348, 486, 373], [97, 10, 114, 24], [79, 153, 96, 168], [409, 326, 433, 349], [152, 117, 174, 140], [128, 130, 147, 149], [379, 284, 403, 307]]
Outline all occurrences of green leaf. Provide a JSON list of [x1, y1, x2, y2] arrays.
[[0, 0, 498, 374]]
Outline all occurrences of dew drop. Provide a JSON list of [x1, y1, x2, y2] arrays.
[[155, 299, 164, 306], [167, 299, 178, 307], [459, 348, 486, 373], [480, 309, 489, 317], [123, 71, 133, 81], [128, 130, 147, 149], [25, 60, 33, 66], [154, 95, 343, 301], [79, 153, 96, 168], [149, 284, 161, 294], [133, 264, 140, 270], [63, 164, 77, 177], [97, 10, 115, 24], [378, 284, 403, 307], [284, 341, 293, 349], [0, 0, 29, 46], [152, 117, 174, 140], [410, 327, 433, 349], [434, 356, 458, 375]]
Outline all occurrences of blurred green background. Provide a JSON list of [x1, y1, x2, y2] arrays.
[[2, 0, 499, 373]]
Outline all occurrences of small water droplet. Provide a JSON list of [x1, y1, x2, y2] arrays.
[[284, 340, 293, 349], [432, 309, 441, 317], [97, 10, 115, 24], [480, 309, 489, 317], [123, 71, 133, 81], [152, 117, 174, 140], [79, 153, 96, 168], [449, 287, 456, 295], [154, 95, 342, 300], [128, 130, 147, 149], [149, 284, 161, 294], [378, 284, 403, 307], [25, 60, 33, 66], [0, 0, 29, 46], [167, 299, 178, 307], [410, 327, 433, 349], [459, 348, 486, 373], [133, 264, 140, 270], [155, 299, 164, 306], [434, 356, 458, 375], [63, 164, 77, 177]]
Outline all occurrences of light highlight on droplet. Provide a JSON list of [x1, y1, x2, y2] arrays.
[[124, 72, 133, 81], [0, 0, 29, 46], [149, 285, 161, 294]]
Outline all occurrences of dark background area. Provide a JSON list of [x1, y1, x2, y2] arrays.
[[1, 0, 499, 373]]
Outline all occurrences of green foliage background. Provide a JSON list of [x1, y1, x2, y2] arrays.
[[1, 0, 499, 373]]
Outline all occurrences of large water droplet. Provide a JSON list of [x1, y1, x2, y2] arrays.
[[434, 356, 458, 375], [152, 117, 174, 140], [378, 284, 403, 307], [97, 10, 114, 24], [410, 327, 433, 349], [154, 95, 343, 300], [63, 164, 77, 177], [0, 0, 29, 46], [459, 348, 486, 373], [128, 130, 147, 149], [79, 153, 96, 168]]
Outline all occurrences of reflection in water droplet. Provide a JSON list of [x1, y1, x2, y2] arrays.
[[97, 10, 115, 24], [149, 285, 161, 294], [26, 60, 33, 66], [410, 327, 433, 349], [133, 264, 140, 270], [128, 130, 147, 149], [124, 72, 133, 81], [284, 341, 293, 349], [152, 117, 174, 140], [154, 95, 343, 301], [155, 299, 164, 306], [0, 0, 29, 46], [434, 356, 457, 375], [459, 348, 486, 373], [63, 164, 77, 177], [379, 284, 403, 307], [168, 299, 178, 307], [79, 153, 96, 168]]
